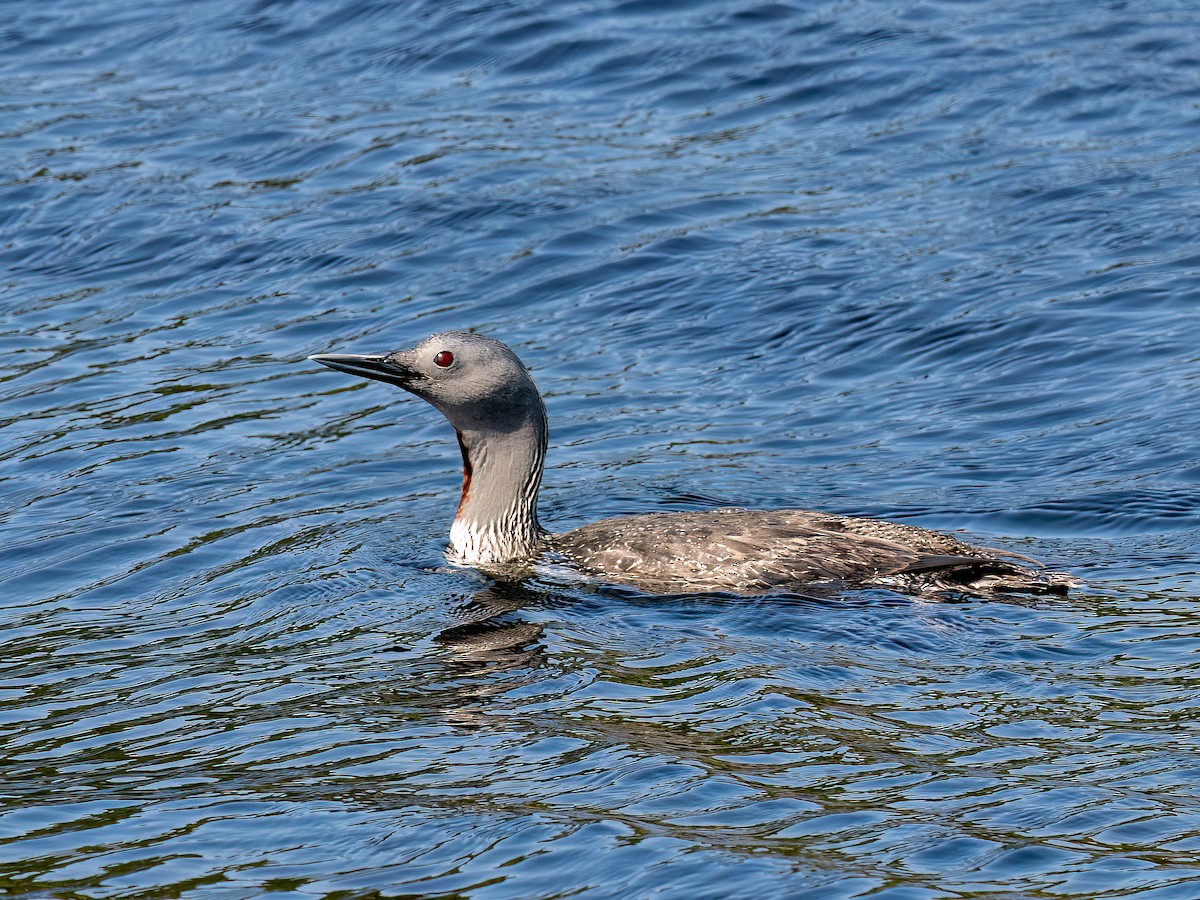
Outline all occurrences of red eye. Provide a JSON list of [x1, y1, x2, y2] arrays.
[[434, 350, 454, 368]]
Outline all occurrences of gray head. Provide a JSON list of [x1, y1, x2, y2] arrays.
[[312, 331, 550, 564], [310, 331, 544, 434]]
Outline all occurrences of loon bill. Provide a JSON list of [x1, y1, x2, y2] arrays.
[[310, 331, 1072, 598]]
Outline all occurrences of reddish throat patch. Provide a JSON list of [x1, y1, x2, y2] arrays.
[[455, 430, 472, 515]]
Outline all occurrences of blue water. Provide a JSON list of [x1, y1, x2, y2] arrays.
[[3, 0, 1200, 896]]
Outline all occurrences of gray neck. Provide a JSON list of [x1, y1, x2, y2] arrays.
[[448, 402, 548, 564]]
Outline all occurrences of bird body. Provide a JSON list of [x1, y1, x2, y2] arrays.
[[311, 332, 1071, 598]]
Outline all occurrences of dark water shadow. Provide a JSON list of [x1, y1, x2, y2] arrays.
[[434, 579, 554, 674], [353, 580, 563, 725], [566, 573, 1104, 611]]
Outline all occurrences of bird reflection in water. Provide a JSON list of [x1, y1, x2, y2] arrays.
[[436, 582, 546, 670], [420, 581, 551, 723]]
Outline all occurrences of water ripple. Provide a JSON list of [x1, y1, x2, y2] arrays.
[[3, 0, 1200, 896]]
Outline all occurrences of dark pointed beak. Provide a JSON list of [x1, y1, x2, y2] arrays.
[[308, 352, 420, 388]]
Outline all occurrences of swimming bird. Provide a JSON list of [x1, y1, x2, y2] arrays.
[[310, 332, 1071, 597]]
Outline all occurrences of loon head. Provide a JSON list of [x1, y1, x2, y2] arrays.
[[309, 331, 544, 434], [311, 331, 550, 565]]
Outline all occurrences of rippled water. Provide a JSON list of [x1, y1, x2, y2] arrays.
[[4, 0, 1200, 896]]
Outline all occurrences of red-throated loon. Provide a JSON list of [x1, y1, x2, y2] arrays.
[[310, 332, 1072, 597]]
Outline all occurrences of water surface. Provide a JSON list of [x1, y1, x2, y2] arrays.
[[3, 0, 1200, 897]]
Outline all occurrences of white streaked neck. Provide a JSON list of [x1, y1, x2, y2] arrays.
[[447, 408, 547, 565]]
